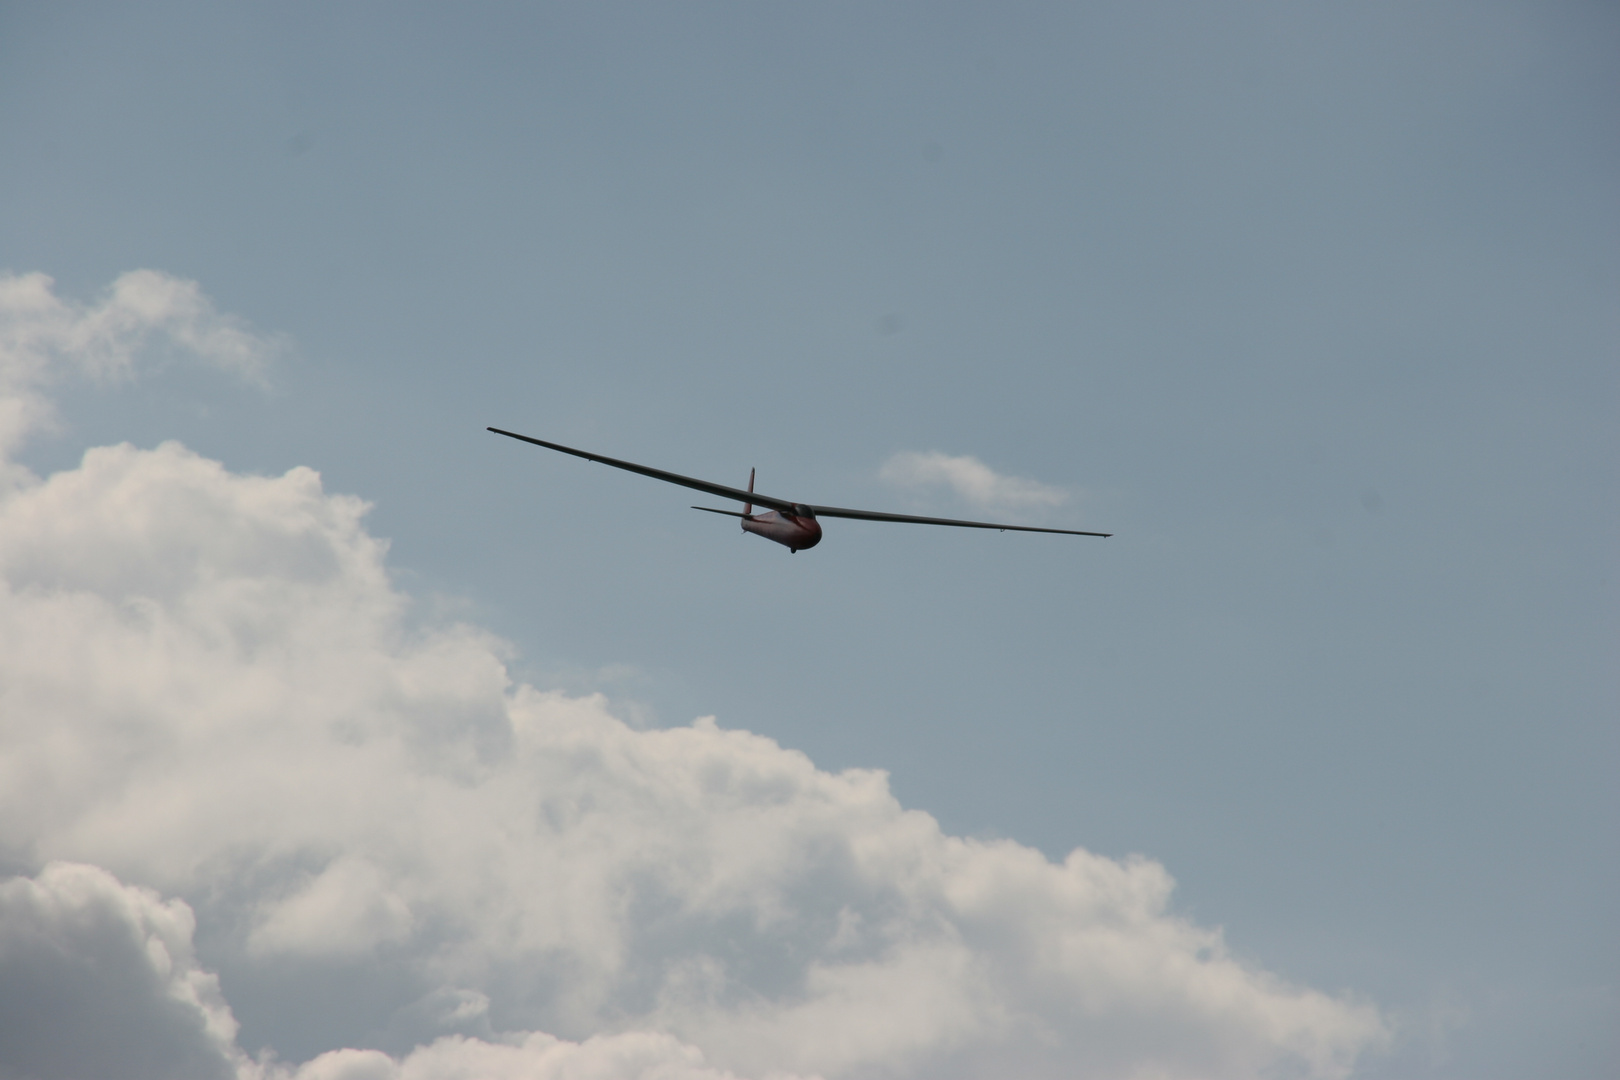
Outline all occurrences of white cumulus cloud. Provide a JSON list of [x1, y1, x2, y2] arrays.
[[878, 451, 1069, 514], [0, 270, 281, 460], [0, 272, 1387, 1080]]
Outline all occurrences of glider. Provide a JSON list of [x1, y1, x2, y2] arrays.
[[488, 427, 1111, 553]]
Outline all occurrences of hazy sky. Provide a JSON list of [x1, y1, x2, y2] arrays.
[[1, 4, 1615, 1079]]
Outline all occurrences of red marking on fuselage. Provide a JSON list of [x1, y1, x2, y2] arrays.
[[741, 510, 823, 552]]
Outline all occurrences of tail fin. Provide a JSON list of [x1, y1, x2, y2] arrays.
[[744, 467, 755, 517]]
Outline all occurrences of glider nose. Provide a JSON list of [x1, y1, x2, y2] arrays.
[[797, 516, 823, 550]]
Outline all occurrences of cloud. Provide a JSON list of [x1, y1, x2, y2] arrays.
[[0, 862, 242, 1080], [287, 1031, 781, 1080], [0, 270, 282, 459], [0, 271, 1387, 1079], [0, 863, 778, 1080], [247, 857, 415, 958], [878, 451, 1069, 514]]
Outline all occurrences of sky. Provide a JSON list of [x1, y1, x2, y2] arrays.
[[0, 3, 1615, 1079]]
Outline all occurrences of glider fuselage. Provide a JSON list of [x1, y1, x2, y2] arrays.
[[741, 508, 822, 553]]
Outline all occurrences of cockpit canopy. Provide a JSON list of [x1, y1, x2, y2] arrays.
[[791, 504, 816, 518]]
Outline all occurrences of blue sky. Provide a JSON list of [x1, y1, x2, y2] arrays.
[[1, 4, 1616, 1078]]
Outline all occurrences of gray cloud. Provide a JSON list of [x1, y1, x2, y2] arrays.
[[0, 864, 791, 1080], [0, 863, 241, 1080]]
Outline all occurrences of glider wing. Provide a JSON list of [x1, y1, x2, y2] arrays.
[[807, 503, 1110, 537], [487, 428, 799, 513]]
